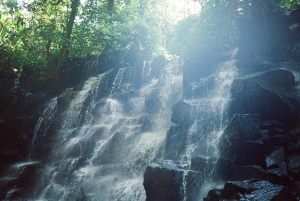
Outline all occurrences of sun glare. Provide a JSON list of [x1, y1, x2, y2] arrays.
[[166, 0, 201, 22]]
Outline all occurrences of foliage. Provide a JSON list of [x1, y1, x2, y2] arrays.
[[167, 0, 244, 59], [271, 0, 300, 9], [167, 0, 286, 62], [0, 0, 167, 94]]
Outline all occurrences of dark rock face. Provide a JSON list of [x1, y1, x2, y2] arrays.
[[144, 162, 183, 201], [203, 71, 300, 200], [164, 125, 186, 160], [57, 88, 74, 107], [143, 161, 201, 201], [229, 69, 298, 125], [220, 114, 266, 168], [0, 161, 43, 200], [170, 101, 192, 126], [144, 67, 300, 200], [204, 180, 298, 201]]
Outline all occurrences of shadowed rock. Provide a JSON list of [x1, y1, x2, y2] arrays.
[[229, 69, 298, 125]]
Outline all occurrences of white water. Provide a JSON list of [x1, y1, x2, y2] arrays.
[[187, 53, 238, 200], [31, 58, 183, 200], [21, 52, 238, 200]]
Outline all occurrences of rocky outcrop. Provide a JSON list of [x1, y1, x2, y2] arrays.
[[144, 67, 300, 201], [204, 69, 300, 200], [204, 180, 298, 201], [229, 69, 299, 125], [143, 160, 201, 201]]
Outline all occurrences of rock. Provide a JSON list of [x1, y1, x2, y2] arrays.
[[0, 161, 43, 200], [190, 156, 209, 172], [92, 132, 125, 164], [261, 120, 285, 130], [145, 89, 161, 115], [229, 69, 298, 125], [286, 128, 300, 155], [57, 88, 74, 107], [143, 162, 183, 201], [223, 114, 261, 141], [203, 189, 222, 201], [164, 125, 186, 160], [230, 78, 244, 94], [143, 161, 201, 201], [185, 171, 202, 201], [215, 158, 235, 181], [265, 147, 287, 176], [149, 55, 166, 79], [220, 114, 266, 168], [287, 155, 300, 178], [220, 137, 266, 167], [171, 101, 192, 126], [204, 180, 298, 201], [189, 75, 216, 98], [225, 165, 268, 181]]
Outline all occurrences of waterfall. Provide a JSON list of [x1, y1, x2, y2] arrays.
[[29, 58, 183, 200], [186, 52, 238, 200]]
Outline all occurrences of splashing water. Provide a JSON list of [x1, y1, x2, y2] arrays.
[[29, 58, 183, 200], [185, 54, 238, 200]]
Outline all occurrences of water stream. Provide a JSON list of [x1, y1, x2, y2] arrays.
[[13, 50, 239, 200], [29, 58, 183, 200]]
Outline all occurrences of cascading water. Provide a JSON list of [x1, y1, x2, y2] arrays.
[[184, 51, 238, 200], [142, 51, 238, 201], [29, 57, 183, 200]]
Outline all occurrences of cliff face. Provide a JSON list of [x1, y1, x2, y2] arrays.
[[143, 8, 300, 201]]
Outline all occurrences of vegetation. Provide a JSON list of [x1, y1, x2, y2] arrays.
[[271, 0, 300, 9], [0, 0, 168, 93], [0, 0, 299, 119]]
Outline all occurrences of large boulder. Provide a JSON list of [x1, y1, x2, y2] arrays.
[[229, 69, 298, 125], [265, 147, 288, 176], [219, 114, 266, 168], [143, 160, 201, 201], [164, 125, 187, 160], [143, 161, 183, 201], [171, 101, 193, 126]]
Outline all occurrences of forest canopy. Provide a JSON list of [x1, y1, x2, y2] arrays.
[[0, 0, 299, 96]]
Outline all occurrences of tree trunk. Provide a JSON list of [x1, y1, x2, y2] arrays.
[[56, 0, 80, 90]]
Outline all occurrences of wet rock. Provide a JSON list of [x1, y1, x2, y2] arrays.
[[190, 156, 209, 172], [265, 147, 287, 176], [230, 78, 244, 94], [139, 115, 152, 132], [0, 161, 43, 200], [189, 76, 216, 98], [226, 165, 268, 181], [286, 128, 300, 155], [165, 125, 186, 160], [261, 120, 285, 130], [145, 89, 161, 114], [150, 55, 166, 79], [171, 101, 192, 126], [229, 69, 298, 125], [57, 88, 74, 107], [185, 171, 202, 201], [215, 158, 235, 181], [287, 155, 300, 178], [223, 114, 261, 141], [221, 137, 266, 167], [93, 132, 126, 164], [203, 189, 222, 201], [204, 180, 298, 201], [143, 161, 201, 201], [143, 163, 183, 201], [220, 114, 266, 168]]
